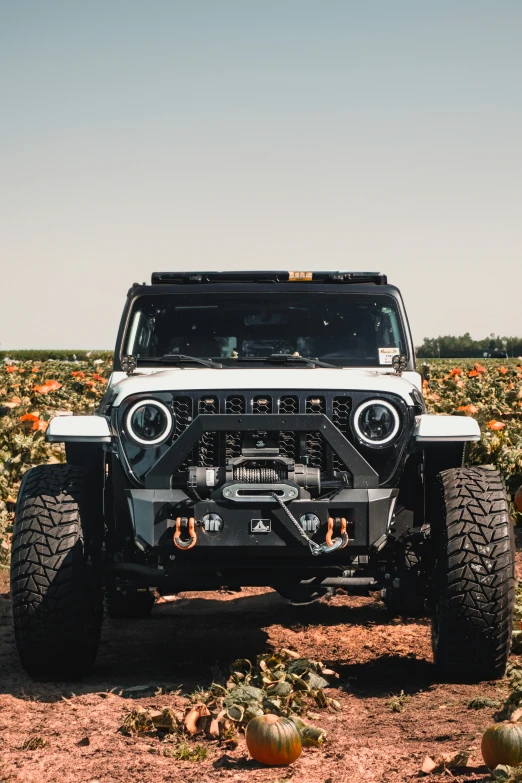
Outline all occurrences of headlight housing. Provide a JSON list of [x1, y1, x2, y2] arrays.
[[353, 399, 400, 446], [126, 399, 173, 446]]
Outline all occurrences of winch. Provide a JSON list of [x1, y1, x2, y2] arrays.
[[187, 455, 320, 499]]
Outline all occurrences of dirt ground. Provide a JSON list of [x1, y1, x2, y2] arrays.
[[0, 549, 520, 783]]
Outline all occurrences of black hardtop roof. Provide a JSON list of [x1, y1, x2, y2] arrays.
[[126, 273, 404, 300], [148, 270, 388, 285]]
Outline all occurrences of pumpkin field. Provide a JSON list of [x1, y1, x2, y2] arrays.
[[1, 357, 522, 783], [2, 355, 522, 558]]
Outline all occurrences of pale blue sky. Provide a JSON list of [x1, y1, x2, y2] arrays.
[[1, 1, 521, 348]]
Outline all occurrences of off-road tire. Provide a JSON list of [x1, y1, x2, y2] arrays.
[[105, 589, 155, 618], [432, 467, 515, 682], [10, 464, 103, 679], [382, 532, 430, 617]]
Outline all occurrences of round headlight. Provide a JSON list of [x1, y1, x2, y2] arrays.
[[126, 399, 173, 446], [353, 399, 400, 446]]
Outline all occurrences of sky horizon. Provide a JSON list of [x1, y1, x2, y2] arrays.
[[1, 1, 521, 349]]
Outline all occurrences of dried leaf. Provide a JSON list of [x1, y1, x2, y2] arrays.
[[281, 648, 301, 659], [301, 725, 327, 747], [421, 750, 472, 774], [265, 680, 293, 696], [306, 671, 329, 690], [491, 765, 522, 781], [288, 716, 327, 747], [150, 707, 182, 732], [184, 703, 210, 735], [121, 708, 154, 735], [225, 704, 244, 722], [467, 696, 501, 710], [207, 716, 221, 739], [18, 736, 47, 750], [290, 676, 310, 692], [420, 756, 437, 775], [213, 754, 238, 769]]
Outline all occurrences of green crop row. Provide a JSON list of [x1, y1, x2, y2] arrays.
[[0, 350, 113, 362]]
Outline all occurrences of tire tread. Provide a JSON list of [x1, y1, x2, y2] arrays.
[[10, 464, 102, 679], [433, 466, 515, 681]]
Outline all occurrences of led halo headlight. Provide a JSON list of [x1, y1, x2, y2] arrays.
[[353, 399, 400, 447], [125, 399, 173, 446]]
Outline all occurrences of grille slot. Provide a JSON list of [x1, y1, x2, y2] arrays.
[[172, 396, 194, 472], [172, 396, 192, 435], [279, 395, 299, 459], [279, 396, 298, 414], [253, 396, 273, 414], [197, 396, 219, 467], [306, 396, 327, 475], [332, 396, 352, 473], [253, 395, 272, 440], [225, 395, 246, 459]]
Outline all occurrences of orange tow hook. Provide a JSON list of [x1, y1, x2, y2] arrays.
[[173, 516, 197, 550], [325, 517, 349, 549]]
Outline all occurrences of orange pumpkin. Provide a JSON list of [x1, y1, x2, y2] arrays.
[[515, 485, 522, 513], [481, 722, 522, 769], [246, 714, 302, 766]]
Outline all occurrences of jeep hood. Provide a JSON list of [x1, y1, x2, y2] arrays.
[[108, 367, 421, 408]]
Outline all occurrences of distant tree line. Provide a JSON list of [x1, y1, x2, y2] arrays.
[[0, 350, 113, 361], [416, 333, 522, 359]]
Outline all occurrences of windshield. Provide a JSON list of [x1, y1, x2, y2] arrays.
[[124, 292, 408, 367]]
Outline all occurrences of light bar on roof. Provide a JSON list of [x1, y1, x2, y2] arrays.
[[149, 271, 388, 285]]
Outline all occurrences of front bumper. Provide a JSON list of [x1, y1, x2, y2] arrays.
[[126, 486, 397, 555]]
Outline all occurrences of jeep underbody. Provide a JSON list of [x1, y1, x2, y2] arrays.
[[11, 271, 515, 681]]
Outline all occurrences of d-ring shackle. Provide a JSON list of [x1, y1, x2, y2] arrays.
[[173, 517, 197, 550], [325, 517, 349, 550]]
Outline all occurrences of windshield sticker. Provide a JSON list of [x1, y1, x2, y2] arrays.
[[378, 347, 399, 365]]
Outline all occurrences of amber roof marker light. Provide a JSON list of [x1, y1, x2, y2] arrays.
[[288, 271, 313, 282]]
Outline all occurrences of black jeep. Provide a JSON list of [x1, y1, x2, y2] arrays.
[[11, 271, 515, 681]]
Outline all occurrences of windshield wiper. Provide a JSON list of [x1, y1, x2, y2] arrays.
[[142, 354, 223, 369], [236, 354, 337, 369]]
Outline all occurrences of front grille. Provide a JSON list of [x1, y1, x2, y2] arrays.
[[122, 389, 411, 489], [171, 391, 354, 478]]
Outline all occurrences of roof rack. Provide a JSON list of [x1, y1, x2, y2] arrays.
[[150, 271, 388, 285]]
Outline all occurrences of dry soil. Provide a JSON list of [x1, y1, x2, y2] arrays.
[[0, 550, 520, 783]]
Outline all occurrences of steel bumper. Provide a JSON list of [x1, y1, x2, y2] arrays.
[[126, 487, 397, 553]]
